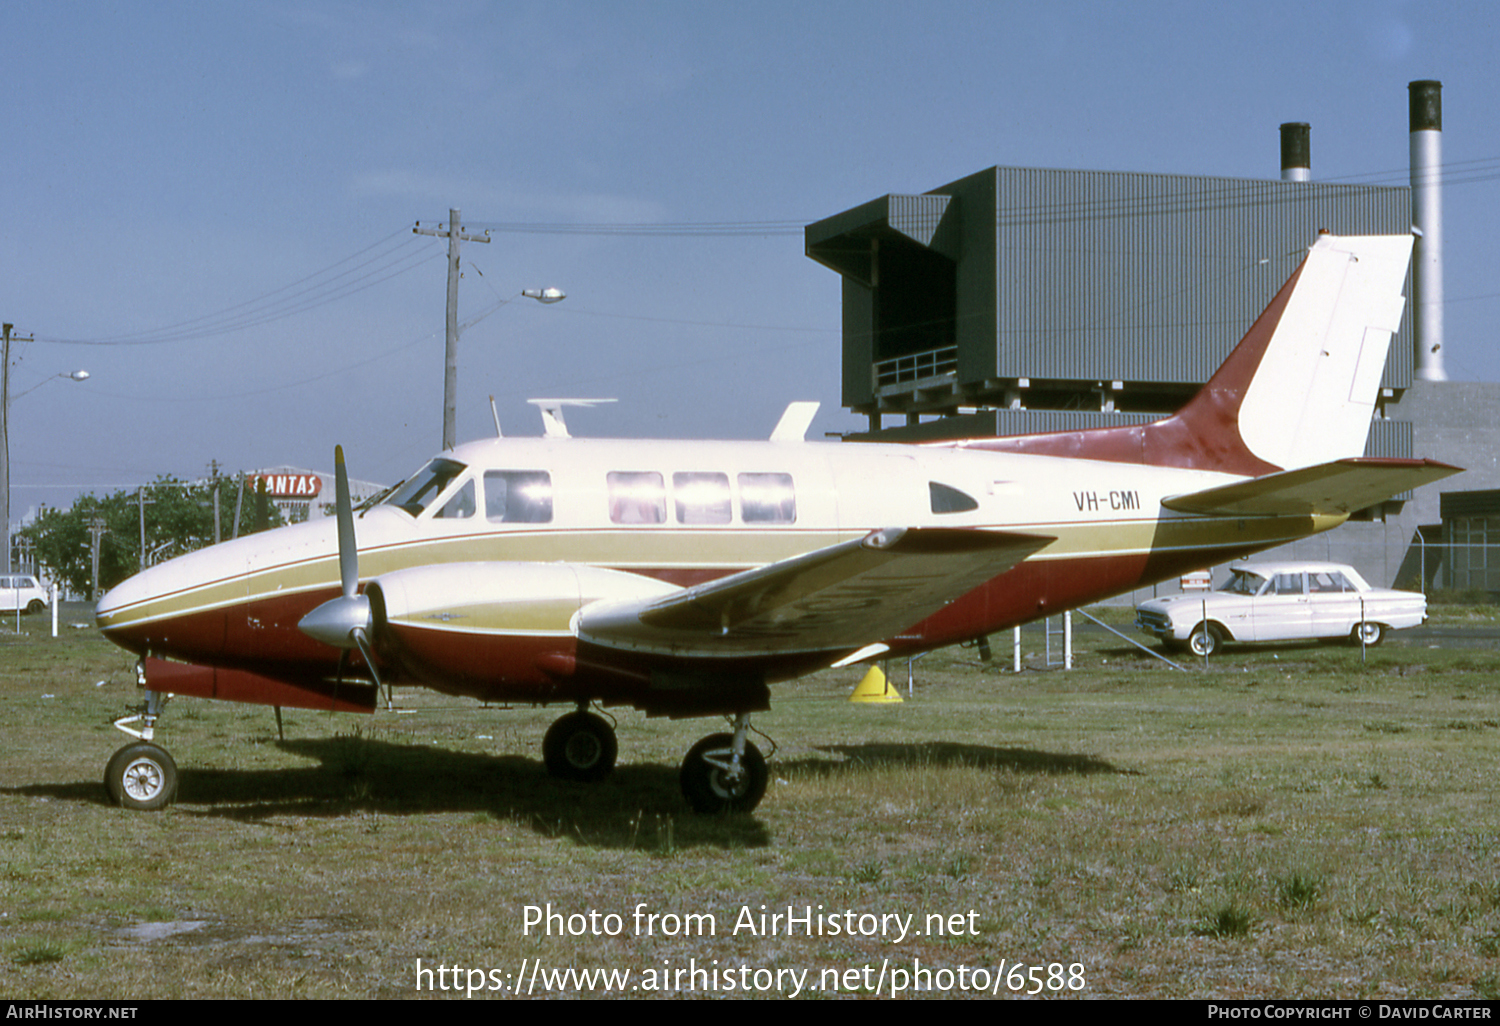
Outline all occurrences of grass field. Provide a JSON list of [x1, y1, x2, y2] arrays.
[[3, 610, 1500, 999]]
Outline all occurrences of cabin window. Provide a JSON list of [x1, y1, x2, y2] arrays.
[[674, 472, 732, 524], [739, 473, 796, 524], [386, 458, 467, 516], [435, 479, 476, 519], [929, 482, 979, 514], [608, 472, 666, 524], [485, 471, 553, 523]]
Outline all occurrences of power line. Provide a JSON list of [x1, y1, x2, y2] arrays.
[[473, 219, 808, 237], [37, 229, 441, 347]]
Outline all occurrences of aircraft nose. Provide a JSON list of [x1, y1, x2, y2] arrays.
[[95, 545, 241, 658]]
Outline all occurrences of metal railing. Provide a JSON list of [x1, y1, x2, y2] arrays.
[[874, 346, 958, 389]]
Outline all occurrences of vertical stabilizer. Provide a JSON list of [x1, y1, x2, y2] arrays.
[[1233, 234, 1412, 470]]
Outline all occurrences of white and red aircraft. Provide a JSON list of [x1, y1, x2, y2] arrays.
[[95, 233, 1458, 814]]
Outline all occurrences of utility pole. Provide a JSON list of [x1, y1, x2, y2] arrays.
[[1, 322, 11, 574], [414, 209, 491, 451], [88, 516, 108, 602], [1, 323, 33, 575], [138, 487, 155, 572], [207, 460, 222, 544]]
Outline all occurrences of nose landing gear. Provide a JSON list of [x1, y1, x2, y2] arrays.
[[105, 687, 179, 811]]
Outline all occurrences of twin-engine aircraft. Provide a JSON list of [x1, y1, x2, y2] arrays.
[[95, 233, 1459, 814]]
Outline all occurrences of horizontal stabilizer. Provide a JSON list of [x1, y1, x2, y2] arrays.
[[1161, 458, 1462, 517], [578, 527, 1051, 658]]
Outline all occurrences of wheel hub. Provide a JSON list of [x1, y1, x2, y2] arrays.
[[121, 758, 165, 801]]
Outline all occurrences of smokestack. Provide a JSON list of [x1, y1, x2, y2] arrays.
[[1409, 80, 1446, 381], [1280, 123, 1311, 181]]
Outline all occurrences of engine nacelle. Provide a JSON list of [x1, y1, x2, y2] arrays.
[[366, 562, 680, 693]]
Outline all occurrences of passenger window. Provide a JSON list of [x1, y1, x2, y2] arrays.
[[434, 479, 475, 519], [485, 471, 553, 523], [739, 473, 796, 524], [608, 472, 666, 524], [674, 472, 731, 524], [930, 482, 979, 514], [1273, 573, 1304, 596]]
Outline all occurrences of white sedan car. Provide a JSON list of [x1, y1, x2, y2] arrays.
[[1135, 562, 1426, 656], [0, 574, 49, 615]]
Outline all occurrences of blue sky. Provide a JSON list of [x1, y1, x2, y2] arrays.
[[4, 1, 1498, 514]]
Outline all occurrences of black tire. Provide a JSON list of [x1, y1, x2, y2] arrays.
[[24, 599, 44, 615], [542, 711, 617, 782], [104, 743, 178, 811], [1351, 621, 1385, 647], [680, 733, 768, 814], [1189, 622, 1224, 658]]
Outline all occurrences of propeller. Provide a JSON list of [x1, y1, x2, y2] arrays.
[[297, 446, 389, 705]]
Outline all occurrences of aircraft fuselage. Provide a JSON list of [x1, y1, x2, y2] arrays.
[[96, 434, 1335, 713]]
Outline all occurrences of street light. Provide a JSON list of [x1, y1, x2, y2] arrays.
[[521, 288, 566, 304], [417, 208, 567, 451], [12, 370, 90, 401], [441, 285, 566, 451], [1, 321, 90, 574]]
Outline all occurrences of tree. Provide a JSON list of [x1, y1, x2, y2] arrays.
[[20, 473, 285, 598]]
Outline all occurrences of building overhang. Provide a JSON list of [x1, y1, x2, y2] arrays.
[[805, 193, 955, 285]]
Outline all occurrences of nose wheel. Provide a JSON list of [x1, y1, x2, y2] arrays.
[[105, 685, 179, 811], [104, 742, 178, 811]]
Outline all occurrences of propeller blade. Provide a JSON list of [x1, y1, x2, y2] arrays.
[[297, 444, 374, 651], [350, 627, 391, 710], [335, 445, 358, 601]]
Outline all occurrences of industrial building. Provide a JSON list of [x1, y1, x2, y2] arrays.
[[807, 81, 1500, 597]]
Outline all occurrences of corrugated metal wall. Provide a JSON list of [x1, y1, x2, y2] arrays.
[[963, 167, 1413, 387]]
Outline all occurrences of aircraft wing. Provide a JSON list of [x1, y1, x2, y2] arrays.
[[576, 527, 1051, 658], [1161, 457, 1462, 517]]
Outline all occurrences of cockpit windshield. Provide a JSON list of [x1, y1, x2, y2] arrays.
[[384, 458, 468, 516], [1220, 570, 1267, 596]]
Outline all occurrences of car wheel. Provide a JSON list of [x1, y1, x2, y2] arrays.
[[1351, 621, 1385, 647], [1189, 623, 1223, 658], [24, 599, 44, 615]]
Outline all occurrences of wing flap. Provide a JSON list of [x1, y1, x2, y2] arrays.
[[577, 527, 1050, 657], [1161, 458, 1462, 517]]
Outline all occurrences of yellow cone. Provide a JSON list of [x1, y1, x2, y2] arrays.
[[850, 665, 902, 703]]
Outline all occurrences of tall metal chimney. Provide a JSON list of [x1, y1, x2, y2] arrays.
[[1409, 80, 1446, 381], [1280, 123, 1311, 181]]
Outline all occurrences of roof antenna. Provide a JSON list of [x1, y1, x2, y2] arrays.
[[489, 396, 503, 438]]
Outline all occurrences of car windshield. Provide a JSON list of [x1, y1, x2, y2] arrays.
[[383, 458, 468, 516], [1220, 570, 1267, 596]]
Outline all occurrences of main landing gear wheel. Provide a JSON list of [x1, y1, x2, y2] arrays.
[[104, 742, 179, 811], [1352, 621, 1385, 647], [542, 711, 618, 782], [680, 733, 768, 815]]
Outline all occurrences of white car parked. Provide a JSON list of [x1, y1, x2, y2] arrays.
[[1135, 562, 1426, 656], [0, 574, 50, 615]]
